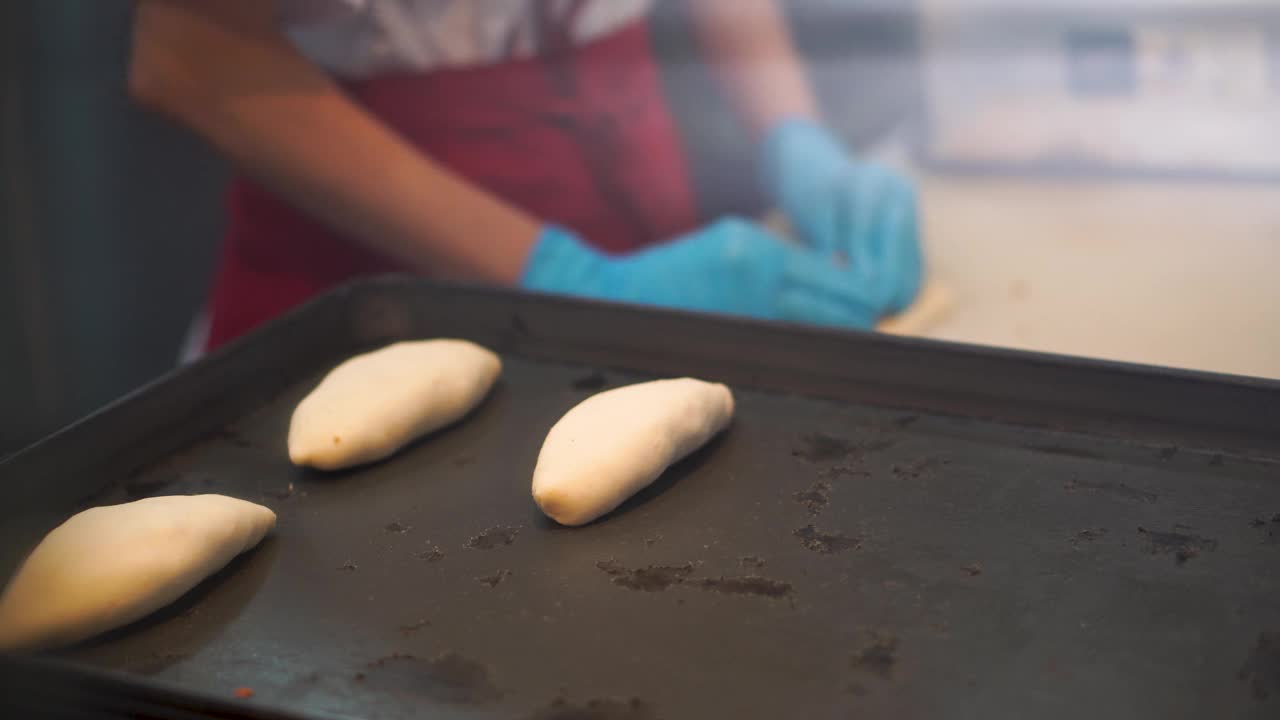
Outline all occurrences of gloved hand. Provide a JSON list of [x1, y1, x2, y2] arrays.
[[521, 219, 884, 329], [762, 119, 922, 314]]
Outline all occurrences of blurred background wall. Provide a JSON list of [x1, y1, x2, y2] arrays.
[[1, 1, 228, 455]]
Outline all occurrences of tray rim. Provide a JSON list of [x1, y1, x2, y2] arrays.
[[0, 651, 345, 720], [1, 276, 1277, 720], [3, 275, 1277, 481]]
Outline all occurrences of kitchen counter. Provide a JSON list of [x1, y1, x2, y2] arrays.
[[914, 174, 1280, 379]]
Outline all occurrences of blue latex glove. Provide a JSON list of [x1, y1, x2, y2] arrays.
[[762, 119, 923, 314], [521, 219, 884, 329]]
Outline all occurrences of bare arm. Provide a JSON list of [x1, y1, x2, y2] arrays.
[[686, 0, 820, 140], [129, 0, 540, 283]]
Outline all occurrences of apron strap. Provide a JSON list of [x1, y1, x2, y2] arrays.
[[525, 1, 656, 240], [534, 0, 588, 56], [504, 0, 588, 59]]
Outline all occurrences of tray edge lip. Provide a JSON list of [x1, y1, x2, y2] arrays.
[[359, 274, 1280, 392], [4, 274, 1277, 475], [0, 650, 348, 720]]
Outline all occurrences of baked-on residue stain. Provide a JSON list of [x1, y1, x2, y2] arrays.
[[337, 561, 357, 571], [795, 434, 899, 463], [793, 480, 831, 514], [1069, 528, 1108, 547], [264, 482, 296, 500], [859, 438, 897, 455], [510, 314, 530, 335], [851, 634, 898, 678], [213, 426, 255, 449], [1250, 515, 1280, 545], [795, 524, 861, 554], [385, 522, 409, 534], [1021, 444, 1104, 460], [1138, 526, 1218, 565], [477, 569, 512, 588], [467, 526, 521, 550], [891, 457, 948, 480], [596, 560, 694, 592], [962, 563, 983, 577], [1064, 478, 1158, 504], [596, 560, 791, 599], [696, 575, 792, 598], [1238, 631, 1280, 700], [415, 546, 445, 562], [357, 652, 501, 704], [571, 372, 608, 391], [739, 555, 766, 569], [399, 619, 430, 634], [793, 433, 856, 462], [528, 696, 657, 720], [821, 464, 871, 481]]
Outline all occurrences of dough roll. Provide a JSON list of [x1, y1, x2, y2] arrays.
[[289, 339, 501, 470], [0, 494, 276, 651], [532, 378, 735, 526]]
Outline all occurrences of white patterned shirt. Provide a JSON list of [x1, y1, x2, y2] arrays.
[[276, 0, 652, 78]]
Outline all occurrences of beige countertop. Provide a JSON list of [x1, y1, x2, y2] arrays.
[[913, 175, 1280, 379]]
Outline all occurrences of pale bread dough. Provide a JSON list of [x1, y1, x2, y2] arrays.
[[289, 339, 501, 470], [532, 378, 735, 526], [0, 494, 276, 652]]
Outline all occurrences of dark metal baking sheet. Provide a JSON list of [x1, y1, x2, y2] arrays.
[[2, 278, 1278, 720]]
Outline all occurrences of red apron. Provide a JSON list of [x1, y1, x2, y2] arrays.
[[205, 17, 700, 350]]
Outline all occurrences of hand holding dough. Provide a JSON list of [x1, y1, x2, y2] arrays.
[[0, 495, 275, 652], [533, 378, 735, 526], [289, 339, 501, 470]]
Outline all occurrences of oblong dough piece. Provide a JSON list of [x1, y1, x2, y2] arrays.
[[0, 494, 276, 651], [289, 339, 501, 470], [532, 378, 734, 526]]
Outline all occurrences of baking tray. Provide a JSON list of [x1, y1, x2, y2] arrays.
[[1, 277, 1278, 720]]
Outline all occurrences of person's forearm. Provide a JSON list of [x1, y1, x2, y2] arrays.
[[686, 0, 820, 140], [129, 0, 539, 283]]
